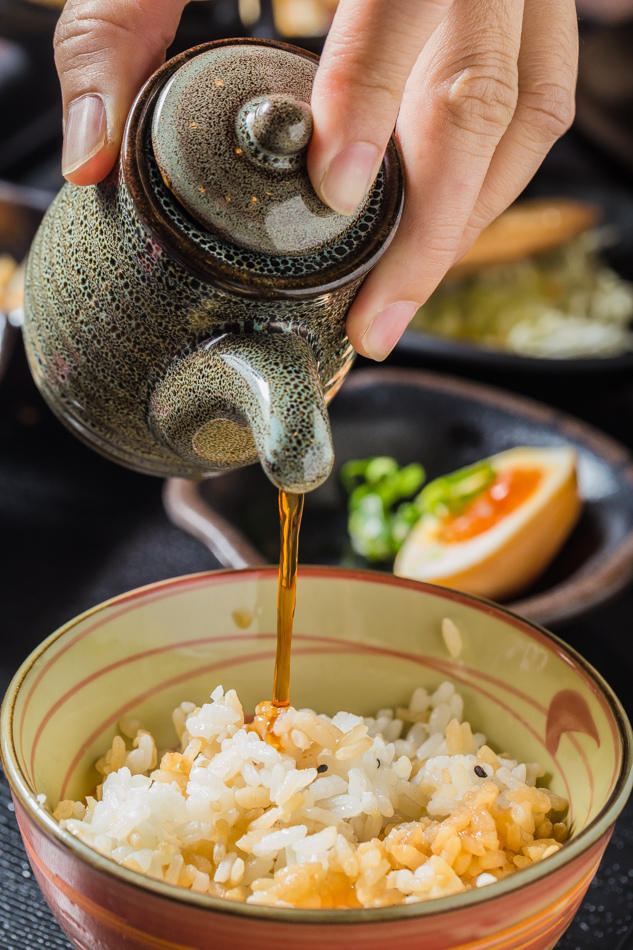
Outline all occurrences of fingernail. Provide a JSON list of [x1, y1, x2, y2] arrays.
[[321, 142, 380, 215], [62, 95, 107, 177], [361, 301, 420, 361]]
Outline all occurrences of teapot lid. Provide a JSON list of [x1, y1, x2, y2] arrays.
[[150, 45, 369, 257]]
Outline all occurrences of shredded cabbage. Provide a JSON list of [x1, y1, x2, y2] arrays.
[[411, 234, 633, 358]]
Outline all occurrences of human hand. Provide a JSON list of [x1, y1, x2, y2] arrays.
[[308, 0, 578, 358], [54, 0, 578, 360]]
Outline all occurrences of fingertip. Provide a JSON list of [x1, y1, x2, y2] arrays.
[[307, 89, 388, 214], [61, 93, 115, 184], [306, 130, 329, 207], [319, 141, 382, 216], [63, 147, 118, 186], [347, 299, 420, 362]]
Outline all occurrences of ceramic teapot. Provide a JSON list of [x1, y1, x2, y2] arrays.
[[23, 38, 403, 493]]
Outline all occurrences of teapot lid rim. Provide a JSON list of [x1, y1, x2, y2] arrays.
[[121, 38, 404, 298], [151, 45, 367, 258]]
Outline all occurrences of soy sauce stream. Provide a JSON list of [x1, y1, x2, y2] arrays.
[[247, 489, 304, 743], [273, 489, 304, 707]]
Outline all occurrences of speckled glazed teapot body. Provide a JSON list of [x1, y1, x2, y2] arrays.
[[23, 39, 403, 492]]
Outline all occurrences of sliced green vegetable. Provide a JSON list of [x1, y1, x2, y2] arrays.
[[415, 460, 496, 520], [341, 456, 498, 563], [340, 457, 425, 562]]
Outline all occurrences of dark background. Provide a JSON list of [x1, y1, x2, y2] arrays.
[[1, 3, 633, 948]]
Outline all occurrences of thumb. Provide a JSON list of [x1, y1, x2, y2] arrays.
[[55, 0, 188, 185], [308, 0, 452, 215]]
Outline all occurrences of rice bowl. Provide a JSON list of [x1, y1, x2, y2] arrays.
[[1, 567, 631, 950]]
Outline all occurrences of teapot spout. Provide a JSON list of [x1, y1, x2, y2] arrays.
[[150, 331, 334, 493]]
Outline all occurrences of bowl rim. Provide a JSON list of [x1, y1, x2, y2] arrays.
[[2, 565, 632, 925]]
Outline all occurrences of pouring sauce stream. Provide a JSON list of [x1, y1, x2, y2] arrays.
[[273, 488, 305, 707], [248, 489, 304, 744]]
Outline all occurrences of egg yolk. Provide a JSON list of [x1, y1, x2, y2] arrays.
[[439, 469, 543, 544]]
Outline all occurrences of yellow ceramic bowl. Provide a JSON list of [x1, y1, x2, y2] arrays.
[[1, 567, 631, 950]]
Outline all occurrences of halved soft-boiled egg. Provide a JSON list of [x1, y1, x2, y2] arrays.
[[394, 446, 581, 601]]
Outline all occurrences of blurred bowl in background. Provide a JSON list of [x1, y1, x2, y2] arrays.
[[397, 198, 633, 373], [165, 368, 633, 627], [0, 182, 48, 381]]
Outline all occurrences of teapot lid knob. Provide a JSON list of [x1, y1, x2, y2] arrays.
[[150, 45, 368, 258], [237, 94, 313, 169]]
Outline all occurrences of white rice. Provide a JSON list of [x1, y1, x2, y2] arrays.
[[53, 682, 568, 908]]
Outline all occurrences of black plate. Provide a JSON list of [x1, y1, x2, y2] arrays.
[[164, 367, 633, 628], [397, 327, 633, 376]]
